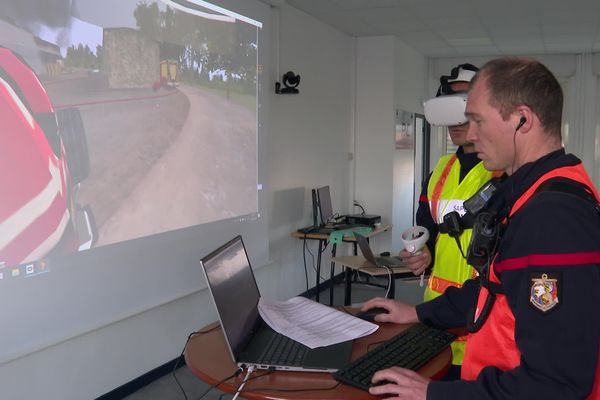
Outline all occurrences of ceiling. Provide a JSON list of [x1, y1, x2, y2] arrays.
[[281, 0, 600, 57]]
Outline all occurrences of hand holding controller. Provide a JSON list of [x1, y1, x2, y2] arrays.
[[401, 226, 430, 286], [401, 226, 429, 253]]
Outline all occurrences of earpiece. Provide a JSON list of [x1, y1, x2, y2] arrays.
[[516, 116, 526, 131]]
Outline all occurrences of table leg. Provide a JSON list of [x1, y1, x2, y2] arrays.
[[315, 240, 323, 303], [344, 266, 352, 305], [329, 243, 337, 306]]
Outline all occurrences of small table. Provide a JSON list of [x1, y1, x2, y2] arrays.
[[291, 225, 392, 305], [185, 316, 452, 400], [331, 256, 415, 305]]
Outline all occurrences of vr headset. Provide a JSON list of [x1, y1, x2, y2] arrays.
[[424, 63, 478, 127], [424, 93, 468, 126]]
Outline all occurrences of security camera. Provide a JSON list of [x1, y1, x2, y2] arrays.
[[275, 71, 300, 94]]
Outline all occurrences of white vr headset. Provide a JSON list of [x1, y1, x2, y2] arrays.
[[423, 92, 468, 127]]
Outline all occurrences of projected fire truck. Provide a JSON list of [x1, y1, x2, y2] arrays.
[[0, 47, 95, 268]]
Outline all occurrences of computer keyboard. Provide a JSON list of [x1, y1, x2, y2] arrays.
[[258, 332, 308, 366], [333, 324, 456, 391]]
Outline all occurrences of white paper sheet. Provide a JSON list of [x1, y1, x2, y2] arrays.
[[257, 296, 378, 349]]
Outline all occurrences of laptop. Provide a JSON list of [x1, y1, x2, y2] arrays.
[[199, 236, 353, 372], [354, 232, 405, 268]]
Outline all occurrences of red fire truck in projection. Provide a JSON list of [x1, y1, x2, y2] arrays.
[[0, 47, 95, 268]]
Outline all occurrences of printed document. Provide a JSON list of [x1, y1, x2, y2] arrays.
[[258, 296, 378, 349]]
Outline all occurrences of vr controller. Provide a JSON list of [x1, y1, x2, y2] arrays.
[[401, 226, 429, 254], [423, 93, 468, 126]]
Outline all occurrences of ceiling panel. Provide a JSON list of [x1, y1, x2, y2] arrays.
[[405, 0, 472, 19], [357, 6, 420, 24], [284, 0, 600, 57], [481, 16, 542, 34], [455, 46, 500, 56], [330, 0, 407, 10]]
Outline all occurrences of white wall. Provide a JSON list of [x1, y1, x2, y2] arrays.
[[0, 3, 357, 399], [262, 3, 355, 299], [354, 36, 427, 254], [354, 36, 396, 254]]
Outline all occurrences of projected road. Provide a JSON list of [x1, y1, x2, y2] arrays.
[[45, 71, 257, 246]]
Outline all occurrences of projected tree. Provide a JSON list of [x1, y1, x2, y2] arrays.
[[133, 2, 257, 95]]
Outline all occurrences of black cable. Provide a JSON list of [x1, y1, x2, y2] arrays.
[[304, 240, 328, 281], [302, 238, 309, 292], [353, 201, 366, 215], [196, 368, 244, 400], [172, 331, 198, 400], [510, 126, 518, 206], [452, 236, 467, 258], [330, 212, 340, 223], [173, 325, 223, 400]]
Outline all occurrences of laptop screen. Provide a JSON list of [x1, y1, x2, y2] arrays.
[[354, 233, 377, 264], [317, 186, 334, 225], [200, 236, 260, 361]]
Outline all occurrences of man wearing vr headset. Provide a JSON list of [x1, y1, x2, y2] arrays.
[[400, 63, 496, 371], [363, 57, 599, 399]]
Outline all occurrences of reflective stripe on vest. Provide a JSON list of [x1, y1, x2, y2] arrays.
[[430, 154, 457, 223], [428, 271, 478, 294], [461, 164, 600, 399]]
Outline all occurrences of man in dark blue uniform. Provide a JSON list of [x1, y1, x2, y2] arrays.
[[362, 57, 600, 399]]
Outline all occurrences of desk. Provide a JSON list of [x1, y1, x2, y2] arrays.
[[291, 225, 391, 305], [331, 256, 415, 306], [185, 317, 452, 400]]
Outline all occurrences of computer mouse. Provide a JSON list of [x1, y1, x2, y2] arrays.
[[355, 307, 389, 322]]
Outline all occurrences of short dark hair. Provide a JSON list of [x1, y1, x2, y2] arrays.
[[472, 57, 563, 138]]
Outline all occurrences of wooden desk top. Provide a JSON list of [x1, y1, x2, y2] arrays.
[[291, 224, 391, 241], [331, 256, 412, 277], [185, 315, 451, 400]]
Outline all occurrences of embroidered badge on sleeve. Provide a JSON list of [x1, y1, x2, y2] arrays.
[[529, 273, 560, 313]]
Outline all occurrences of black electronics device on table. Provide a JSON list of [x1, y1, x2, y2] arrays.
[[298, 185, 380, 233], [333, 324, 456, 391], [345, 214, 381, 227]]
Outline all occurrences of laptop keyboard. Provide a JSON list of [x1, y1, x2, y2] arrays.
[[258, 332, 309, 366], [333, 324, 456, 391]]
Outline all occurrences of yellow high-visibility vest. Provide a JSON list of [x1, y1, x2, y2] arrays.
[[425, 153, 494, 365]]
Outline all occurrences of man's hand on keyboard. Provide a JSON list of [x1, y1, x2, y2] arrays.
[[360, 298, 418, 324], [369, 366, 429, 400]]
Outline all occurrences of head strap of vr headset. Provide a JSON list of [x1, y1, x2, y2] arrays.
[[436, 63, 479, 97]]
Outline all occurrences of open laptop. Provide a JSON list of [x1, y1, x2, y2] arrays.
[[199, 236, 353, 372], [354, 232, 405, 268]]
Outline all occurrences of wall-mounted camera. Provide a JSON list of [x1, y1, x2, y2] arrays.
[[275, 71, 300, 94]]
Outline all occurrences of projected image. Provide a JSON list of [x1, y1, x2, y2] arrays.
[[0, 0, 260, 270]]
